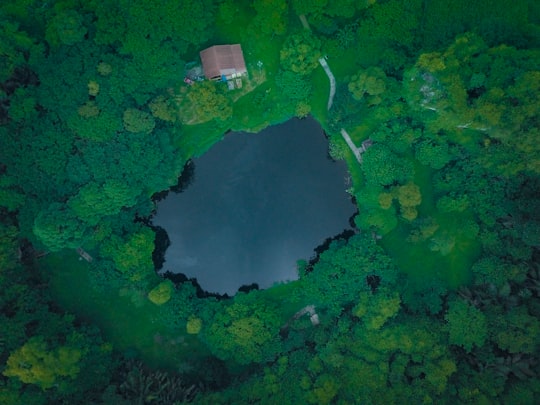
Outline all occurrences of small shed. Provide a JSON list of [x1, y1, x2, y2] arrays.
[[200, 44, 247, 81]]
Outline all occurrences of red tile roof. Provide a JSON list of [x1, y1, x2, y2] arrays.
[[200, 44, 247, 80]]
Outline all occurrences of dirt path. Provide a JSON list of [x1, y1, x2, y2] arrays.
[[340, 129, 362, 163], [299, 15, 335, 110], [318, 57, 336, 110], [299, 14, 310, 30]]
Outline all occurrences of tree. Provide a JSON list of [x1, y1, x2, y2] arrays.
[[445, 298, 487, 352], [186, 317, 203, 335], [100, 225, 155, 282], [33, 203, 87, 252], [414, 138, 453, 169], [181, 80, 232, 124], [361, 144, 414, 186], [396, 182, 422, 221], [353, 288, 401, 330], [348, 67, 388, 106], [45, 9, 87, 47], [251, 0, 289, 36], [490, 307, 540, 354], [122, 108, 155, 133], [4, 336, 83, 390], [202, 298, 282, 365], [68, 180, 139, 226], [147, 280, 174, 305], [148, 94, 178, 123], [280, 31, 322, 75], [354, 206, 398, 236], [275, 69, 313, 117], [0, 175, 25, 212]]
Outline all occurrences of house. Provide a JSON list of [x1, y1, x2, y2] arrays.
[[200, 44, 247, 81]]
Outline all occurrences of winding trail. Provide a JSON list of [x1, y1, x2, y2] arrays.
[[298, 14, 361, 163]]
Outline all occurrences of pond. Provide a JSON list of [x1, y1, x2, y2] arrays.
[[152, 117, 357, 295]]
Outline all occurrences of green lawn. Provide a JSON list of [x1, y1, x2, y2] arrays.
[[380, 162, 481, 288], [41, 251, 210, 370]]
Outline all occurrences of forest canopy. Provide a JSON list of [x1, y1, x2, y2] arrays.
[[1, 0, 539, 403]]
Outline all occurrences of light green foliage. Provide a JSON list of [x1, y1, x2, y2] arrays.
[[406, 32, 540, 175], [186, 317, 202, 334], [147, 280, 174, 305], [396, 182, 421, 221], [354, 206, 398, 235], [280, 31, 322, 75], [348, 67, 387, 106], [33, 203, 87, 252], [148, 95, 178, 122], [423, 357, 457, 394], [445, 299, 487, 352], [353, 288, 401, 330], [203, 298, 282, 365], [407, 217, 440, 243], [3, 336, 83, 390], [429, 230, 456, 256], [68, 180, 138, 226], [302, 234, 399, 316], [490, 307, 540, 354], [182, 81, 232, 123], [123, 108, 156, 133], [101, 225, 155, 282], [306, 374, 339, 404]]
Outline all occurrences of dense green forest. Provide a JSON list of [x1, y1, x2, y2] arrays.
[[1, 0, 539, 403]]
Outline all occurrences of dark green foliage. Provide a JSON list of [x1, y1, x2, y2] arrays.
[[33, 203, 88, 252], [1, 0, 539, 403], [117, 360, 198, 404], [361, 144, 414, 186], [445, 298, 488, 352]]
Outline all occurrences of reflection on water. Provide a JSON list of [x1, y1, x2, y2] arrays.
[[152, 118, 356, 295]]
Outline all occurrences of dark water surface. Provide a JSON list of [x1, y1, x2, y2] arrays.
[[152, 118, 356, 295]]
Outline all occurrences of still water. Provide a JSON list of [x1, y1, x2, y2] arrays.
[[152, 118, 356, 295]]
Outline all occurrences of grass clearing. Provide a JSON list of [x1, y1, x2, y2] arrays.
[[41, 251, 210, 370], [380, 162, 480, 288]]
